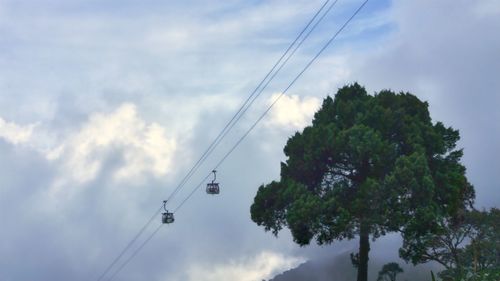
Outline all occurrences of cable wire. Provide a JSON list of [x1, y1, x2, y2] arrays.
[[174, 0, 369, 213], [93, 0, 366, 278], [93, 2, 332, 279], [176, 0, 340, 188], [106, 224, 163, 281], [173, 0, 341, 213], [95, 205, 163, 281], [165, 0, 333, 203]]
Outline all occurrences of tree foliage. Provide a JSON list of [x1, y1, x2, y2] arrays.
[[377, 262, 403, 281], [463, 208, 500, 275], [402, 208, 499, 281], [250, 83, 474, 281]]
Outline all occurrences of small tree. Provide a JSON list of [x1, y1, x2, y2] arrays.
[[463, 208, 500, 275], [401, 208, 499, 281], [250, 84, 474, 281], [377, 262, 403, 281], [399, 212, 472, 278]]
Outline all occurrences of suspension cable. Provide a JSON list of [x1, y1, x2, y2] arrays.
[[164, 0, 333, 203], [103, 0, 369, 277], [92, 1, 335, 280], [174, 0, 369, 213]]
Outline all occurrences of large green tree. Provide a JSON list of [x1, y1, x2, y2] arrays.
[[250, 83, 474, 281]]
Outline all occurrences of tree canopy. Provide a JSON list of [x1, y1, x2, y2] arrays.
[[377, 262, 403, 281], [250, 83, 474, 281]]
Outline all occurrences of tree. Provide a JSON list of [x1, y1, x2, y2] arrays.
[[400, 208, 499, 281], [463, 208, 500, 276], [250, 83, 474, 281], [377, 262, 403, 281], [399, 211, 472, 279]]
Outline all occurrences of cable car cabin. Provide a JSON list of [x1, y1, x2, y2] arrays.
[[206, 170, 220, 195], [162, 212, 175, 224], [206, 182, 220, 195]]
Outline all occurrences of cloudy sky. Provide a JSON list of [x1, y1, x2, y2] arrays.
[[0, 0, 499, 280]]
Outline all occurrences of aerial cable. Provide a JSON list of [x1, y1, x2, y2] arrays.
[[174, 0, 370, 214], [165, 0, 333, 203], [95, 205, 162, 281], [106, 224, 163, 281], [173, 0, 342, 214], [187, 0, 341, 173], [92, 1, 334, 280], [97, 1, 370, 278], [174, 171, 214, 213]]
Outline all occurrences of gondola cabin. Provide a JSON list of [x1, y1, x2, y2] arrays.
[[162, 211, 174, 224], [206, 170, 220, 195], [206, 182, 220, 194], [162, 200, 175, 224]]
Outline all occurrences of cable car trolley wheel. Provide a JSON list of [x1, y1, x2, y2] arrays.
[[206, 170, 220, 195]]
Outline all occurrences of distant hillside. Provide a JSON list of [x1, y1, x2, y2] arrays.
[[269, 251, 439, 281]]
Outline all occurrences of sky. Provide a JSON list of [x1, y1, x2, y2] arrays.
[[0, 0, 499, 280]]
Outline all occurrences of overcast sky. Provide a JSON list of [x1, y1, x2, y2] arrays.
[[0, 0, 499, 280]]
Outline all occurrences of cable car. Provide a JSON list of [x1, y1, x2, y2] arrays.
[[206, 170, 220, 195], [162, 200, 174, 224], [162, 212, 174, 224]]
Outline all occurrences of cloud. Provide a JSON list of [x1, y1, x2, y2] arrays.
[[48, 103, 177, 186], [187, 251, 304, 281], [266, 94, 321, 130], [0, 117, 36, 145]]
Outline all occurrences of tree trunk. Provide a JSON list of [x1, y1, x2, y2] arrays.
[[357, 224, 370, 281], [472, 239, 478, 273]]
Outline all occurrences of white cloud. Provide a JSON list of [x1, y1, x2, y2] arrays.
[[48, 103, 177, 185], [266, 94, 321, 130], [0, 117, 36, 145], [186, 251, 304, 281]]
